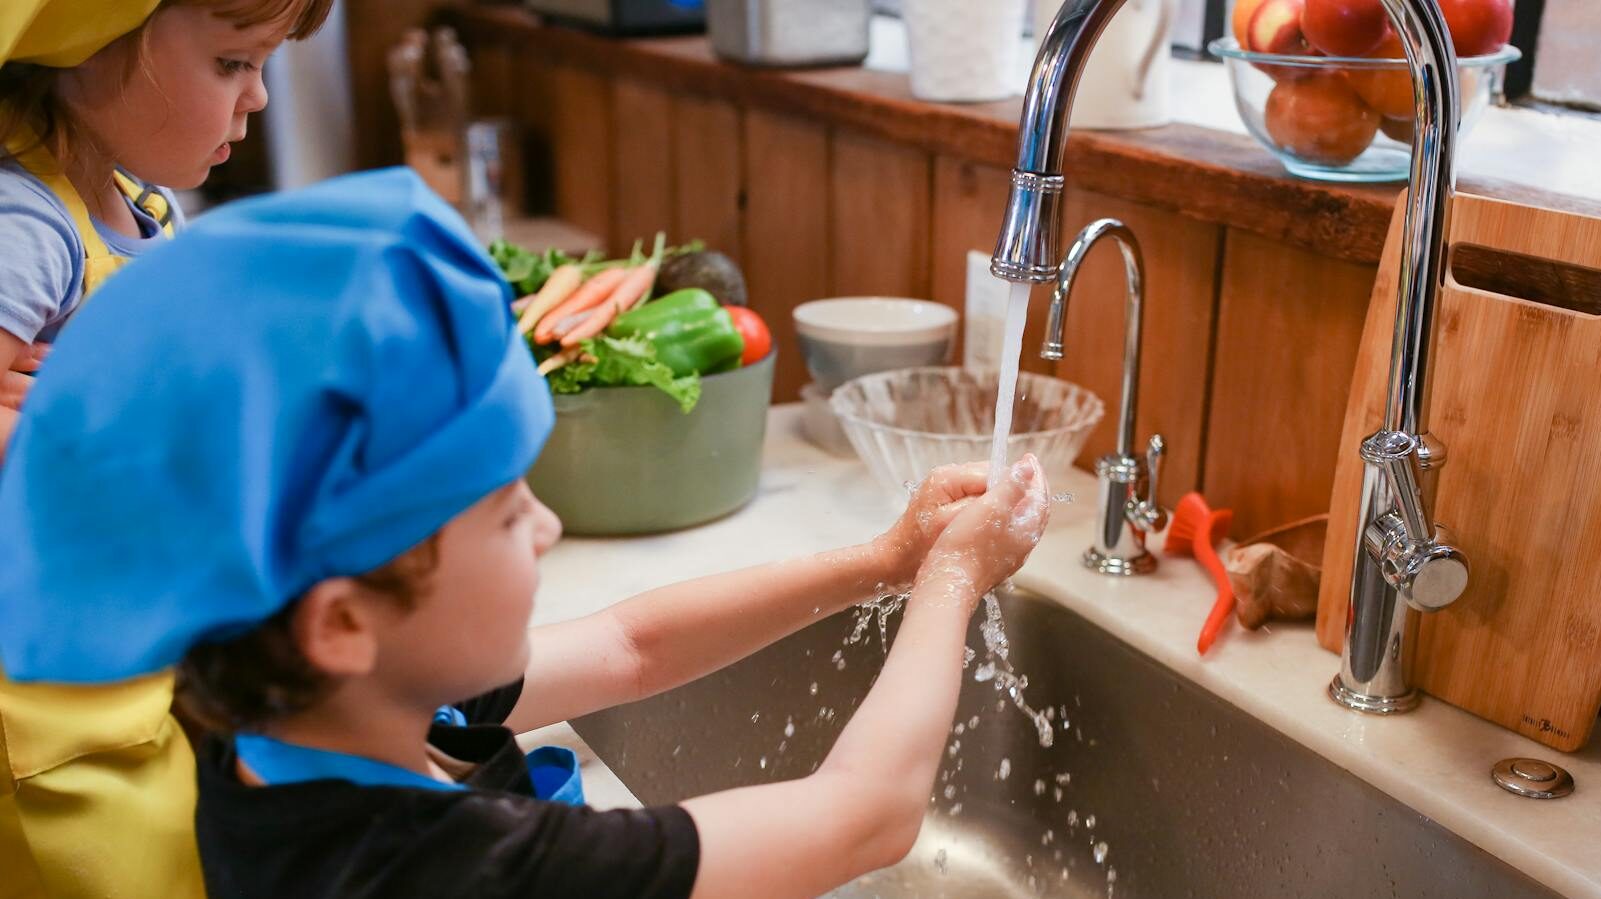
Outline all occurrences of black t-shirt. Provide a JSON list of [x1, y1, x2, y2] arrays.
[[193, 680, 700, 898]]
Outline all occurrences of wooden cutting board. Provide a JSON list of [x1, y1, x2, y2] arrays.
[[1316, 192, 1601, 752]]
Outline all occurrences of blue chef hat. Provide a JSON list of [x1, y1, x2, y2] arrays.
[[0, 168, 555, 684]]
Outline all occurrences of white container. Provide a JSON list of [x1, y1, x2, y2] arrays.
[[1034, 0, 1175, 129], [903, 0, 1028, 102], [793, 297, 958, 393], [708, 0, 872, 67]]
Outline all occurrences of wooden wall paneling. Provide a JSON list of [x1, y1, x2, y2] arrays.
[[929, 157, 1008, 363], [741, 110, 831, 402], [609, 79, 676, 255], [469, 41, 514, 118], [1204, 229, 1376, 539], [1048, 190, 1220, 509], [548, 66, 616, 248], [511, 52, 559, 215], [828, 132, 931, 300], [670, 95, 745, 261], [344, 0, 445, 169]]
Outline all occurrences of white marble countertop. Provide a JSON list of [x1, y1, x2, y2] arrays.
[[532, 404, 1599, 897]]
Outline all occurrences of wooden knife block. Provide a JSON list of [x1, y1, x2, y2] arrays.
[[1316, 193, 1601, 752]]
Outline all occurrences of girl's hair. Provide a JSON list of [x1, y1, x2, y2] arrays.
[[176, 535, 441, 734], [0, 0, 333, 169]]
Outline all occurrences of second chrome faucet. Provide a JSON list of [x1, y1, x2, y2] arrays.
[[1043, 218, 1166, 576]]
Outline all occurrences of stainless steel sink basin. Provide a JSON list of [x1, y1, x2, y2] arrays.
[[574, 589, 1556, 898]]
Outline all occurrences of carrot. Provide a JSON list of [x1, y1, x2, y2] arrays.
[[532, 267, 628, 344], [537, 346, 585, 375], [559, 263, 659, 347], [516, 264, 583, 335]]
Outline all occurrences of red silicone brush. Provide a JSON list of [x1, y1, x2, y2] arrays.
[[1164, 492, 1235, 655]]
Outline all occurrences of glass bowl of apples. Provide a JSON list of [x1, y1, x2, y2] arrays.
[[1211, 0, 1519, 183]]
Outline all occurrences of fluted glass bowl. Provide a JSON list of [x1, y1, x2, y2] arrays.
[[829, 367, 1104, 499], [1209, 38, 1520, 183]]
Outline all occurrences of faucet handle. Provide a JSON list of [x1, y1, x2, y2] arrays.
[[1129, 434, 1168, 532]]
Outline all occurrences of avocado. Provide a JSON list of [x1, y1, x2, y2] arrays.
[[656, 251, 748, 307]]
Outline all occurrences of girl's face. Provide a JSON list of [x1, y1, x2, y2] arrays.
[[58, 6, 285, 189]]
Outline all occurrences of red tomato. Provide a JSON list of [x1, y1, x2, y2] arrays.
[[724, 305, 772, 366]]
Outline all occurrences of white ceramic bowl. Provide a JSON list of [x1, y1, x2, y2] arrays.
[[793, 297, 957, 392]]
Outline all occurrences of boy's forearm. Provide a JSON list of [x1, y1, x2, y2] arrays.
[[611, 540, 901, 701], [820, 568, 977, 796]]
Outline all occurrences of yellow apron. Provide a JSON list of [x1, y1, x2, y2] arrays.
[[1, 134, 202, 899]]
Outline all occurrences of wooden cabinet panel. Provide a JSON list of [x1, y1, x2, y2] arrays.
[[742, 110, 830, 401], [829, 133, 931, 300], [671, 96, 744, 261], [610, 79, 675, 254], [549, 65, 614, 245], [1204, 229, 1375, 538]]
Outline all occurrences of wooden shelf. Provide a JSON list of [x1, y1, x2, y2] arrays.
[[443, 5, 1596, 266]]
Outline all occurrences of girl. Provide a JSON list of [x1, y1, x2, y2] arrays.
[[0, 2, 331, 896]]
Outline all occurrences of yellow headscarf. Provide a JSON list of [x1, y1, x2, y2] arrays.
[[2, 0, 160, 68]]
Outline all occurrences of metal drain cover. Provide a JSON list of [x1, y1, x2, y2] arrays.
[[1492, 758, 1574, 799]]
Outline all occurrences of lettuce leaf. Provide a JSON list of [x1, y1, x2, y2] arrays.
[[541, 336, 701, 414]]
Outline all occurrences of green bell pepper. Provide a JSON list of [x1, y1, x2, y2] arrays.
[[608, 288, 746, 378]]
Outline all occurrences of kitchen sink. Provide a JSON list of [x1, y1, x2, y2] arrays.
[[573, 588, 1556, 898]]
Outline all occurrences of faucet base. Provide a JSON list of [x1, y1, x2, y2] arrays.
[[1328, 675, 1420, 715], [1083, 546, 1156, 577]]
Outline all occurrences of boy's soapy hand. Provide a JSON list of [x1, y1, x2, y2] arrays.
[[872, 461, 992, 584], [916, 454, 1050, 602]]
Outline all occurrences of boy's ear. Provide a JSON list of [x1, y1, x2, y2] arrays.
[[291, 578, 382, 678]]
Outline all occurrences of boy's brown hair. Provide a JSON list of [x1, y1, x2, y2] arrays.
[[0, 0, 333, 168], [177, 536, 439, 734]]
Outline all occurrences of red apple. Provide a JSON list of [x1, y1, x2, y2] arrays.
[[1302, 0, 1391, 57], [1265, 73, 1381, 166], [1344, 32, 1414, 118], [1439, 0, 1512, 57], [1248, 0, 1313, 54], [1233, 0, 1269, 46]]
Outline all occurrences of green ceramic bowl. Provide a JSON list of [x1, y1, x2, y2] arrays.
[[526, 352, 775, 535]]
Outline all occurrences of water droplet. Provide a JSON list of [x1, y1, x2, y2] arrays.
[[1067, 810, 1079, 828], [784, 717, 795, 738], [750, 712, 761, 723], [1034, 778, 1047, 796], [948, 740, 961, 757], [1086, 814, 1097, 830], [1054, 787, 1064, 802], [759, 756, 767, 770], [954, 723, 965, 736], [949, 802, 963, 816], [943, 785, 957, 800], [831, 649, 847, 670], [1094, 842, 1109, 864], [997, 758, 1011, 780], [969, 715, 981, 729], [808, 682, 818, 696]]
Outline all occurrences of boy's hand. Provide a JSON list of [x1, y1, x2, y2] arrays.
[[873, 462, 991, 584], [917, 454, 1050, 601]]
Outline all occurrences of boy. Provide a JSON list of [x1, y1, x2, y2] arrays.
[[0, 168, 1050, 897]]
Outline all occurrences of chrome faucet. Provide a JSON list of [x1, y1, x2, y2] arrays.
[[1043, 219, 1166, 575], [991, 0, 1467, 711]]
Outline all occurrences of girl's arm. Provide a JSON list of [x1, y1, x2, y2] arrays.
[[0, 330, 30, 457], [683, 456, 1049, 898], [504, 464, 991, 734]]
